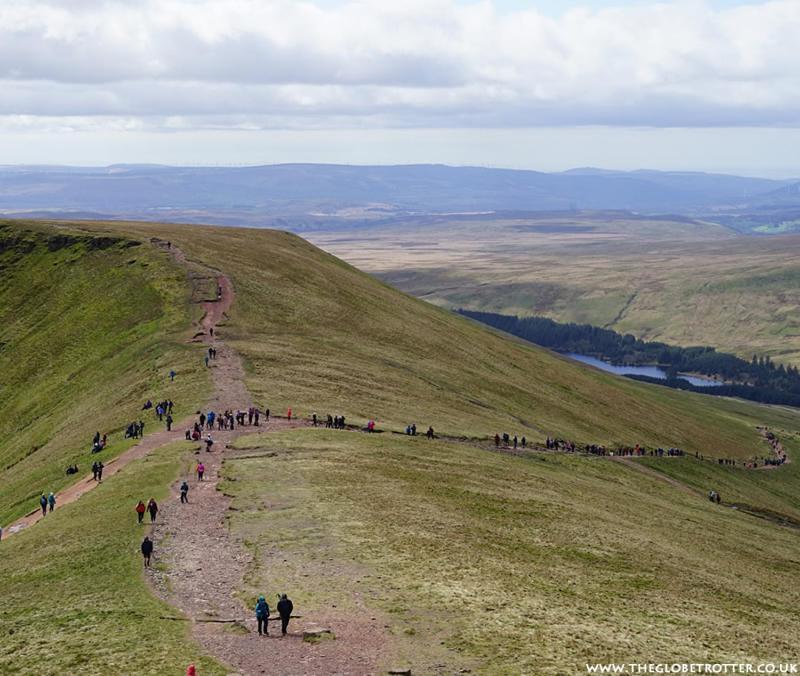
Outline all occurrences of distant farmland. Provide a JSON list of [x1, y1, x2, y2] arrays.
[[307, 212, 800, 366]]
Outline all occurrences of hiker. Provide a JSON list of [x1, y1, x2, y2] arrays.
[[147, 498, 159, 523], [136, 500, 146, 524], [312, 413, 317, 427], [287, 408, 292, 422], [277, 593, 293, 636], [169, 369, 176, 382], [180, 481, 189, 503], [197, 462, 205, 481], [187, 665, 196, 676], [513, 436, 518, 449], [97, 462, 104, 481], [521, 436, 527, 448], [141, 536, 154, 567], [66, 464, 79, 476], [40, 494, 48, 516], [92, 461, 99, 481], [254, 409, 260, 426], [255, 596, 271, 636], [494, 433, 500, 447], [48, 492, 56, 513], [205, 355, 210, 368], [143, 399, 153, 410], [426, 426, 435, 440], [205, 434, 214, 452], [166, 414, 173, 431]]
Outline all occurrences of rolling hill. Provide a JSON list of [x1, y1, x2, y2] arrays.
[[1, 219, 799, 674], [0, 164, 796, 226]]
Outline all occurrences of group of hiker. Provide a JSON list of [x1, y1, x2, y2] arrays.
[[192, 407, 268, 434], [324, 414, 346, 429], [540, 436, 688, 458], [91, 461, 105, 481], [39, 492, 56, 515], [708, 490, 722, 504], [761, 429, 788, 466], [145, 399, 174, 420], [254, 594, 295, 636], [135, 498, 159, 524], [495, 433, 528, 449], [123, 421, 145, 439]]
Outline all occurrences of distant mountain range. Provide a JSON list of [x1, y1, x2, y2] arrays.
[[1, 163, 798, 232]]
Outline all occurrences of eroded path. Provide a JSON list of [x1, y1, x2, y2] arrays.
[[3, 246, 236, 538], [146, 244, 388, 675]]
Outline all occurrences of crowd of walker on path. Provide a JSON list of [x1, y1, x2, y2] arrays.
[[134, 402, 300, 646]]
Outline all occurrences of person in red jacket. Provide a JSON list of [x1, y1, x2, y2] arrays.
[[135, 500, 146, 524]]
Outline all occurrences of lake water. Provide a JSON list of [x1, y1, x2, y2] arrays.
[[565, 353, 724, 388]]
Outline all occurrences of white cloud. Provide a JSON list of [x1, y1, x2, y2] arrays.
[[0, 0, 798, 130]]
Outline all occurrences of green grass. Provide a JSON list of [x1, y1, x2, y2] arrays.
[[0, 441, 224, 675], [54, 219, 800, 462], [225, 429, 800, 674], [0, 222, 210, 523], [3, 218, 800, 673], [639, 428, 800, 521]]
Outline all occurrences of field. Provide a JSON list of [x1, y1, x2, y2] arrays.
[[306, 213, 800, 366], [224, 428, 800, 674], [2, 218, 799, 674]]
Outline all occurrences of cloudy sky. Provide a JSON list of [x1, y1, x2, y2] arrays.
[[1, 0, 798, 175]]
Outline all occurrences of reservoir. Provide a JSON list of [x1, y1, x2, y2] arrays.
[[565, 353, 724, 388]]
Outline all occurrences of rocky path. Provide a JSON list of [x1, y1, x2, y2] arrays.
[[146, 244, 387, 675], [3, 244, 235, 539]]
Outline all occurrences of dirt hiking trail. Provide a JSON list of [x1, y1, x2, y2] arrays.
[[4, 245, 236, 538], [148, 242, 389, 674]]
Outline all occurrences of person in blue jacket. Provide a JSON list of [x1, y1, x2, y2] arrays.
[[255, 596, 270, 636]]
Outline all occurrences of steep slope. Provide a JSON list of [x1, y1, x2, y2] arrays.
[[0, 221, 209, 523], [82, 220, 799, 461]]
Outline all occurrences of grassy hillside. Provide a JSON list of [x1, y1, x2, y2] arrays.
[[0, 221, 209, 523], [1, 218, 798, 674], [307, 215, 800, 366], [65, 219, 800, 463], [225, 429, 800, 674], [0, 441, 223, 675]]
